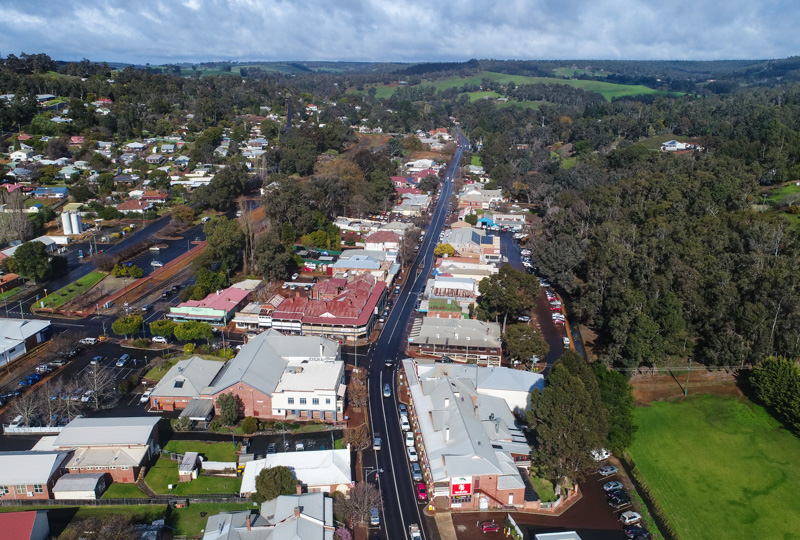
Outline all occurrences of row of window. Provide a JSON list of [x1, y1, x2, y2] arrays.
[[287, 397, 329, 405], [0, 485, 44, 495], [67, 466, 129, 471]]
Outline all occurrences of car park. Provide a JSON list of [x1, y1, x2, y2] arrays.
[[623, 525, 651, 539], [405, 431, 415, 447], [619, 511, 642, 525], [383, 383, 391, 398], [603, 480, 624, 492], [416, 483, 427, 500], [407, 446, 418, 462], [598, 465, 618, 476], [480, 521, 501, 533], [591, 448, 610, 461]]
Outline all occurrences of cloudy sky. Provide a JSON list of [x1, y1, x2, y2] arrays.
[[0, 0, 797, 64]]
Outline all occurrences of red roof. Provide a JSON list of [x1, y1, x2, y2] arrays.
[[116, 199, 153, 212], [141, 190, 168, 201], [0, 511, 38, 539], [395, 187, 423, 195], [412, 169, 437, 179], [364, 231, 402, 244], [178, 287, 250, 312], [16, 134, 32, 141], [273, 275, 385, 326]]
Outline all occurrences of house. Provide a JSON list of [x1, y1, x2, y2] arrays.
[[393, 193, 431, 217], [661, 140, 688, 152], [160, 144, 175, 154], [407, 317, 503, 366], [57, 166, 80, 180], [207, 330, 344, 421], [405, 158, 436, 172], [116, 199, 153, 214], [141, 190, 168, 203], [52, 472, 108, 500], [240, 451, 351, 496], [442, 227, 501, 264], [32, 186, 69, 199], [124, 142, 147, 152], [167, 286, 250, 326], [148, 356, 225, 412], [1, 236, 58, 258], [458, 188, 504, 210], [363, 230, 402, 253], [0, 511, 51, 540], [0, 318, 51, 367], [0, 451, 69, 500], [9, 149, 33, 161], [113, 173, 139, 185], [401, 359, 543, 511], [174, 155, 191, 168], [35, 94, 56, 103], [146, 154, 165, 165], [69, 136, 85, 146], [6, 168, 33, 180], [52, 416, 160, 483], [0, 273, 23, 294], [203, 492, 334, 540], [118, 153, 138, 165]]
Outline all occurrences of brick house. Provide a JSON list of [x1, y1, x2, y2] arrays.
[[149, 355, 224, 412], [0, 452, 69, 500]]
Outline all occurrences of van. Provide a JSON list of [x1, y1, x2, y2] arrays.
[[370, 507, 380, 527], [411, 462, 423, 482], [116, 354, 131, 367]]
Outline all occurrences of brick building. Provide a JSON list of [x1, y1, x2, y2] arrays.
[[0, 451, 69, 500]]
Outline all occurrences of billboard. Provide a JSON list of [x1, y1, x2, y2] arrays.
[[450, 476, 472, 496]]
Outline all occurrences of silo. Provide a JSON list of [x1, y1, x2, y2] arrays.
[[61, 212, 73, 235], [70, 212, 82, 234]]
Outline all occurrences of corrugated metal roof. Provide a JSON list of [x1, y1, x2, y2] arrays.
[[52, 472, 104, 492], [53, 416, 159, 447], [0, 451, 68, 484]]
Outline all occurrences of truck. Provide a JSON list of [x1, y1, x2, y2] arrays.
[[408, 524, 421, 540]]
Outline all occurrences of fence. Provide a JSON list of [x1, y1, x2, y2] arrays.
[[2, 425, 63, 435], [0, 495, 250, 507]]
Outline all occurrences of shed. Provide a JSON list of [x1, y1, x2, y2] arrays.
[[179, 452, 200, 482], [52, 472, 108, 500], [178, 398, 215, 425]]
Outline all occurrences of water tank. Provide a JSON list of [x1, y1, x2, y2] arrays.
[[61, 212, 73, 235], [70, 212, 82, 234]]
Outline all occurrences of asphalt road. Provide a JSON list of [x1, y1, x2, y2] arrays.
[[362, 134, 468, 540]]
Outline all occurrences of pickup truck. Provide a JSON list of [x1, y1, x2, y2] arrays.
[[408, 524, 421, 540]]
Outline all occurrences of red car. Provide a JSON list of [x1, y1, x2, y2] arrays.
[[416, 483, 427, 501], [480, 521, 501, 533]]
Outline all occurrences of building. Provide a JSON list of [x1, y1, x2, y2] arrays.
[[457, 187, 504, 210], [208, 330, 344, 421], [0, 511, 50, 540], [0, 451, 69, 500], [240, 450, 351, 496], [402, 359, 543, 511], [52, 416, 160, 483], [363, 230, 402, 253], [146, 154, 165, 165], [203, 493, 334, 540], [9, 149, 33, 162], [52, 472, 108, 500], [442, 227, 501, 264], [0, 318, 51, 367], [32, 186, 69, 199], [167, 286, 250, 326], [116, 199, 153, 214], [407, 318, 502, 366], [148, 356, 225, 412]]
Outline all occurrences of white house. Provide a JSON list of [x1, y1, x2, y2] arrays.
[[9, 149, 33, 162], [240, 449, 352, 496]]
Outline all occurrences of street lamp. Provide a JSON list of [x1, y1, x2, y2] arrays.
[[684, 358, 692, 397], [364, 467, 383, 482]]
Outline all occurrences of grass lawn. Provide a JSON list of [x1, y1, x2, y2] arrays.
[[561, 157, 578, 169], [467, 90, 500, 101], [143, 358, 177, 381], [291, 423, 327, 434], [101, 482, 147, 498], [531, 475, 557, 503], [145, 457, 241, 495], [628, 394, 800, 540], [172, 502, 255, 536], [40, 271, 106, 309], [163, 440, 236, 461], [638, 134, 692, 151], [0, 285, 24, 302], [765, 182, 800, 204]]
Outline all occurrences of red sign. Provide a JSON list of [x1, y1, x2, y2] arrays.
[[450, 478, 472, 496]]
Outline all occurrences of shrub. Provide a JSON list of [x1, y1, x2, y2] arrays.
[[241, 416, 258, 434], [261, 421, 275, 431], [183, 343, 195, 355], [133, 337, 151, 348], [208, 419, 222, 432], [345, 238, 355, 246], [171, 416, 192, 432], [118, 379, 133, 394]]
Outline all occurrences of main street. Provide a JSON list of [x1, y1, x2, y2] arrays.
[[362, 133, 468, 540]]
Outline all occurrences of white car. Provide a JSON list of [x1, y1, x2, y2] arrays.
[[140, 389, 152, 404], [619, 511, 642, 525], [407, 446, 419, 462], [400, 415, 411, 431], [372, 437, 382, 451], [80, 390, 95, 403], [405, 431, 415, 447], [151, 336, 168, 344], [151, 261, 163, 268], [79, 337, 97, 345], [591, 448, 610, 461], [291, 273, 299, 280]]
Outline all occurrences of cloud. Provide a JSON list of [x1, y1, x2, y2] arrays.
[[0, 0, 797, 64]]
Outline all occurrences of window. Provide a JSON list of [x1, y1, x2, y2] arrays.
[[174, 379, 184, 388], [33, 485, 43, 494], [326, 398, 331, 405], [15, 485, 25, 494], [121, 466, 129, 471], [0, 486, 8, 495], [299, 398, 307, 405], [288, 398, 294, 405], [312, 398, 319, 405]]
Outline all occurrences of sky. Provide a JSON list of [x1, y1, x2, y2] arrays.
[[0, 0, 798, 65]]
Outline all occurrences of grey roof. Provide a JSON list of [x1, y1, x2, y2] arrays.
[[179, 398, 216, 420], [534, 533, 584, 540], [210, 329, 339, 396], [0, 451, 68, 484], [447, 227, 483, 247], [152, 356, 225, 399], [53, 416, 159, 448], [0, 318, 50, 340], [52, 472, 105, 492], [331, 256, 381, 271], [408, 318, 501, 349], [337, 249, 386, 262]]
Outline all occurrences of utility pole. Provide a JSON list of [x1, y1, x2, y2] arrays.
[[684, 358, 692, 397]]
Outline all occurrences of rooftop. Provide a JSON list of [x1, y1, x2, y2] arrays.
[[240, 449, 351, 495], [151, 356, 225, 399], [174, 287, 250, 313], [0, 451, 68, 484], [53, 416, 159, 448]]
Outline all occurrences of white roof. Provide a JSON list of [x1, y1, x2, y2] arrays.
[[0, 318, 50, 341], [52, 472, 105, 492], [65, 446, 149, 469], [0, 451, 68, 484], [240, 449, 351, 495], [230, 279, 262, 292], [53, 416, 159, 447]]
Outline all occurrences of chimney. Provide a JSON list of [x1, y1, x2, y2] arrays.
[[246, 515, 251, 531], [294, 507, 301, 517], [444, 397, 449, 408], [445, 427, 450, 441], [296, 483, 303, 495]]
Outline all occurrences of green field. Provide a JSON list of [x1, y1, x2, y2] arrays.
[[40, 271, 106, 308], [765, 182, 800, 204], [553, 67, 610, 78], [145, 457, 241, 495], [0, 285, 24, 302], [467, 90, 501, 101], [163, 440, 236, 461], [353, 71, 678, 102], [101, 482, 147, 498], [143, 358, 177, 381], [628, 394, 800, 540]]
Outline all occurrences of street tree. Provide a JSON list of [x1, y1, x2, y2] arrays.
[[477, 264, 540, 329], [433, 243, 455, 257], [81, 364, 116, 411], [12, 391, 40, 426], [13, 241, 51, 282], [171, 204, 196, 223], [252, 465, 298, 503], [173, 321, 214, 343], [0, 189, 33, 243], [343, 424, 371, 451], [527, 363, 607, 484], [37, 379, 65, 424], [503, 323, 549, 366], [216, 392, 240, 425], [202, 216, 245, 272], [348, 369, 368, 408], [335, 481, 383, 527], [399, 227, 421, 266], [256, 231, 295, 281], [149, 319, 178, 338], [112, 314, 144, 339]]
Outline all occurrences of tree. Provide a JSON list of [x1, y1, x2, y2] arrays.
[[37, 379, 64, 426], [399, 227, 421, 266], [13, 241, 51, 282], [527, 363, 607, 484], [591, 363, 637, 453], [477, 265, 540, 328], [150, 319, 178, 338], [217, 392, 240, 425], [434, 243, 455, 257], [418, 174, 439, 193], [81, 364, 116, 410], [173, 321, 214, 343], [504, 323, 549, 365], [252, 466, 298, 503], [751, 356, 800, 433], [343, 424, 371, 451], [464, 213, 478, 225], [348, 369, 368, 408], [203, 216, 245, 272], [111, 314, 144, 339], [0, 190, 33, 243], [256, 231, 295, 281], [241, 416, 259, 434], [12, 391, 40, 427], [334, 482, 383, 527], [172, 204, 196, 223]]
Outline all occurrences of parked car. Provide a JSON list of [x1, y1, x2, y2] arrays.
[[79, 337, 97, 345], [81, 390, 95, 403], [8, 415, 23, 428], [405, 431, 415, 447], [608, 492, 631, 509], [598, 465, 618, 477], [295, 442, 305, 451], [115, 354, 131, 367], [291, 273, 299, 280], [619, 511, 642, 525], [517, 315, 530, 322], [480, 521, 501, 533], [383, 383, 391, 398], [151, 260, 163, 268], [151, 336, 168, 344], [411, 462, 423, 482], [399, 403, 407, 415], [603, 480, 624, 492], [141, 304, 152, 312], [416, 483, 427, 500], [407, 446, 419, 462], [372, 437, 382, 451], [90, 356, 104, 365], [140, 389, 152, 404], [562, 337, 570, 348], [267, 443, 277, 454], [623, 525, 651, 539], [591, 448, 610, 461], [400, 415, 411, 431]]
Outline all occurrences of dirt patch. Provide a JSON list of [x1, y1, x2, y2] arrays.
[[631, 370, 745, 406], [578, 325, 600, 362], [408, 150, 445, 161]]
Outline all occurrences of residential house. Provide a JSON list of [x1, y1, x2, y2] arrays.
[[393, 193, 431, 216], [69, 136, 85, 146], [32, 186, 69, 199], [0, 273, 23, 294], [118, 153, 138, 165], [0, 511, 51, 540], [141, 190, 168, 203], [401, 359, 543, 511], [167, 286, 250, 326], [458, 188, 504, 210], [160, 144, 175, 154], [0, 318, 51, 366], [116, 199, 153, 214], [363, 230, 402, 253], [407, 317, 503, 366], [0, 452, 69, 500], [123, 142, 147, 153], [6, 168, 33, 180], [56, 166, 79, 181], [443, 227, 502, 264], [146, 154, 165, 165], [405, 158, 436, 172], [9, 149, 33, 162], [207, 330, 344, 421], [148, 356, 225, 412], [240, 451, 351, 496], [52, 416, 160, 483]]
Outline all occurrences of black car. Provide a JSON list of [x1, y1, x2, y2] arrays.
[[608, 492, 631, 509], [267, 443, 276, 454], [161, 291, 171, 299], [623, 525, 652, 539], [171, 284, 181, 292]]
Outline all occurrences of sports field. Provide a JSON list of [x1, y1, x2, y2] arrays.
[[628, 394, 800, 540]]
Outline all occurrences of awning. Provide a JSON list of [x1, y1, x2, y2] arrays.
[[179, 398, 215, 421]]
